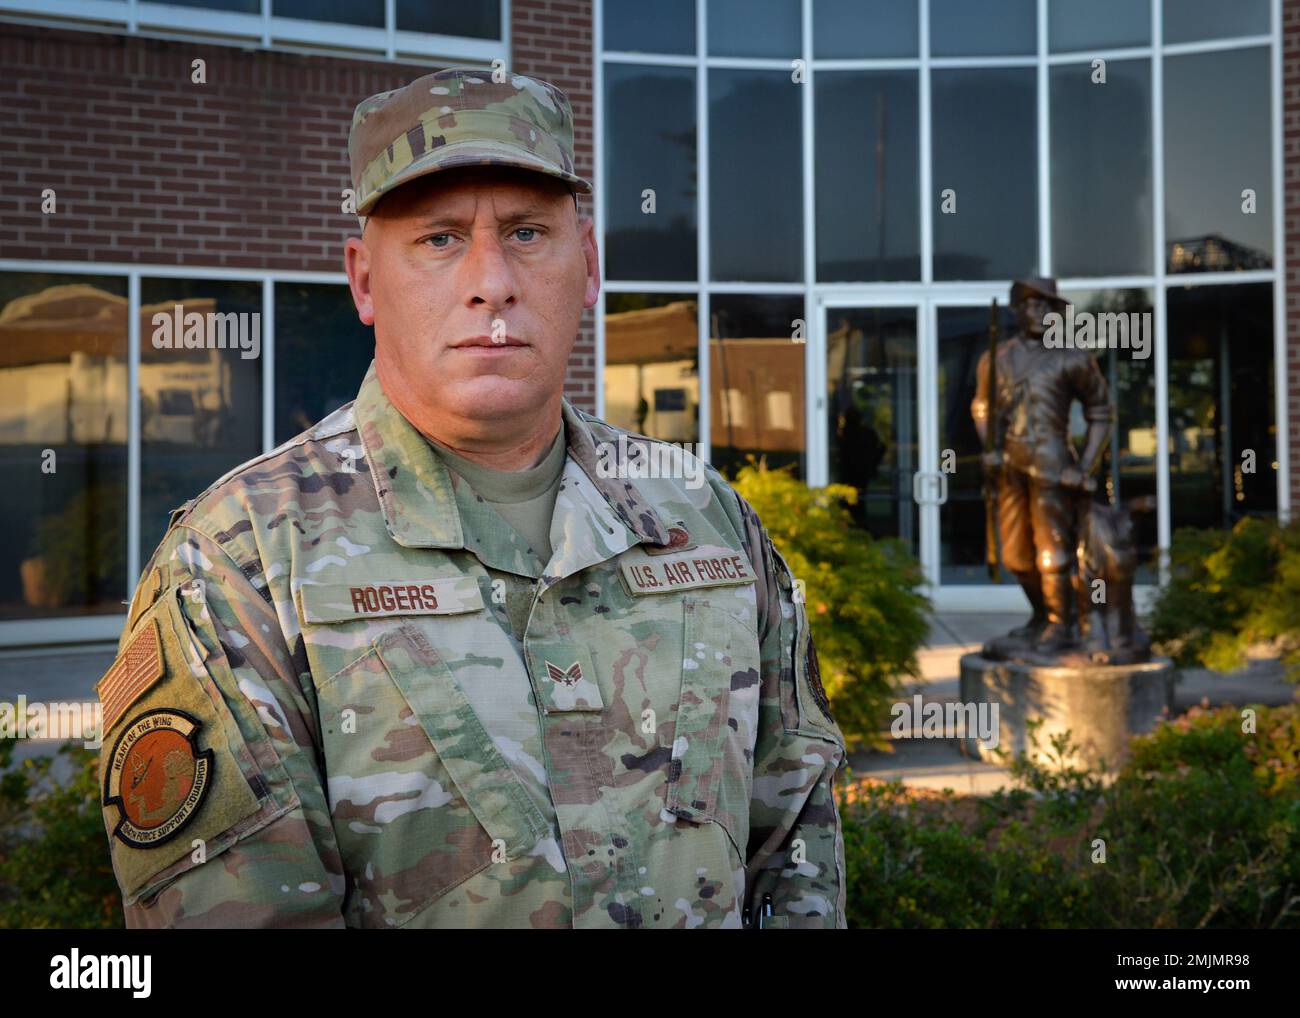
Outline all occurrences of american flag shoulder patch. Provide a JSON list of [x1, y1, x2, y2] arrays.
[[96, 619, 165, 733]]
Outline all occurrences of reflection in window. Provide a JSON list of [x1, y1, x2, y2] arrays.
[[1163, 0, 1269, 45], [1051, 59, 1152, 277], [707, 0, 800, 57], [930, 0, 1035, 56], [603, 293, 699, 443], [815, 71, 920, 282], [0, 273, 128, 619], [603, 0, 695, 54], [932, 68, 1037, 281], [1164, 48, 1272, 273], [274, 283, 374, 444], [1062, 288, 1158, 581], [1049, 0, 1149, 51], [604, 65, 697, 281], [396, 0, 501, 37], [814, 0, 917, 58], [708, 295, 804, 479], [140, 279, 262, 549], [709, 71, 803, 282], [828, 306, 918, 556], [273, 0, 383, 28], [936, 303, 1016, 583], [1167, 283, 1275, 531]]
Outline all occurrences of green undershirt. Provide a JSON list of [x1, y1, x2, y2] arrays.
[[431, 423, 567, 566]]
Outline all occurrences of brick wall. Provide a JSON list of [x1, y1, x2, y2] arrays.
[[1285, 0, 1300, 513], [511, 0, 596, 409], [0, 11, 598, 410]]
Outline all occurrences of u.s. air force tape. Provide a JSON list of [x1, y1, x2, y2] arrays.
[[620, 548, 755, 596]]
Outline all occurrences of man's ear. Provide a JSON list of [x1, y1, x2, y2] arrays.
[[344, 234, 376, 326]]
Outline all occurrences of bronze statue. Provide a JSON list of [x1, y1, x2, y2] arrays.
[[972, 277, 1149, 665]]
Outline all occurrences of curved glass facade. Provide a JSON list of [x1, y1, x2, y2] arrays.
[[599, 0, 1284, 603]]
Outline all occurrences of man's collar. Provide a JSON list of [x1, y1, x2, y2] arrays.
[[353, 361, 672, 550]]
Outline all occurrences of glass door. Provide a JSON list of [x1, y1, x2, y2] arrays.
[[820, 301, 924, 564], [818, 292, 1032, 610]]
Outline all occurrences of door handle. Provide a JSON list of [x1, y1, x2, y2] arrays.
[[911, 470, 948, 506]]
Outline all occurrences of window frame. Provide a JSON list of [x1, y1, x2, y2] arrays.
[[0, 0, 510, 64]]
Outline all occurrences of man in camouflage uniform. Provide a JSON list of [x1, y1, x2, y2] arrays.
[[95, 66, 849, 929]]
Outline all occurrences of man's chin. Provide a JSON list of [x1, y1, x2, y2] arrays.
[[438, 376, 550, 421]]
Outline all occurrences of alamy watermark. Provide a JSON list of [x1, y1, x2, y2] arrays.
[[1042, 304, 1151, 360], [0, 696, 102, 749], [595, 434, 707, 490], [890, 694, 1000, 750], [151, 305, 261, 360]]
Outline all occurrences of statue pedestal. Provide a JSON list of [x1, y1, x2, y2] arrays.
[[958, 653, 1175, 772]]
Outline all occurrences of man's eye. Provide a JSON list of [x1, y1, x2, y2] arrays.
[[514, 227, 537, 242], [427, 234, 453, 248]]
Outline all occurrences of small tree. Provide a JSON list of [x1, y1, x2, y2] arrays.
[[731, 460, 929, 751]]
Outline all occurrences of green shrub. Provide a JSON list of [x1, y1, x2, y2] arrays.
[[0, 739, 122, 928], [730, 460, 930, 751], [840, 705, 1300, 928], [1148, 516, 1300, 679]]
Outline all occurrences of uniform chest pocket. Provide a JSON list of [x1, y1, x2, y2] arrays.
[[316, 624, 549, 928], [664, 597, 762, 854]]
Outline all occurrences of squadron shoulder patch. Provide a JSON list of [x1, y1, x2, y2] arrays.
[[103, 708, 213, 849]]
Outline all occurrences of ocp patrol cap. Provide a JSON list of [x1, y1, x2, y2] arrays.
[[348, 65, 593, 218]]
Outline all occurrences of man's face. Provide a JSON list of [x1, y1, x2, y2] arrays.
[[344, 166, 599, 435], [1015, 294, 1056, 338]]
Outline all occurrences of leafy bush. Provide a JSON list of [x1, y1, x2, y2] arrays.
[[730, 460, 930, 751], [0, 739, 122, 928], [1148, 516, 1300, 679], [840, 705, 1300, 928]]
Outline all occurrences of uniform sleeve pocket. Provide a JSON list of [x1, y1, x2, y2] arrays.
[[98, 587, 296, 906]]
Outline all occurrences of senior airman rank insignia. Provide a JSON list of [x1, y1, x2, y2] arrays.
[[104, 708, 213, 849], [545, 660, 583, 687]]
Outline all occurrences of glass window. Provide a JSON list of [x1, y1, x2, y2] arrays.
[[813, 0, 918, 59], [708, 295, 805, 479], [828, 306, 919, 556], [1167, 283, 1275, 531], [1060, 288, 1158, 581], [140, 279, 263, 550], [709, 70, 802, 282], [930, 0, 1036, 57], [815, 71, 920, 282], [604, 293, 699, 443], [273, 0, 383, 28], [707, 0, 800, 58], [936, 303, 1016, 583], [1051, 58, 1152, 277], [604, 64, 698, 281], [931, 68, 1037, 281], [1163, 0, 1269, 45], [1164, 47, 1272, 273], [1049, 0, 1150, 52], [396, 0, 501, 38], [603, 0, 695, 54], [274, 284, 374, 445], [0, 273, 128, 620]]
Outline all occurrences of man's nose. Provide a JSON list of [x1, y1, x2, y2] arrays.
[[462, 230, 517, 310]]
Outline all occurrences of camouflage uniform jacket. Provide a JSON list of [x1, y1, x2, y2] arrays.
[[96, 363, 849, 929]]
